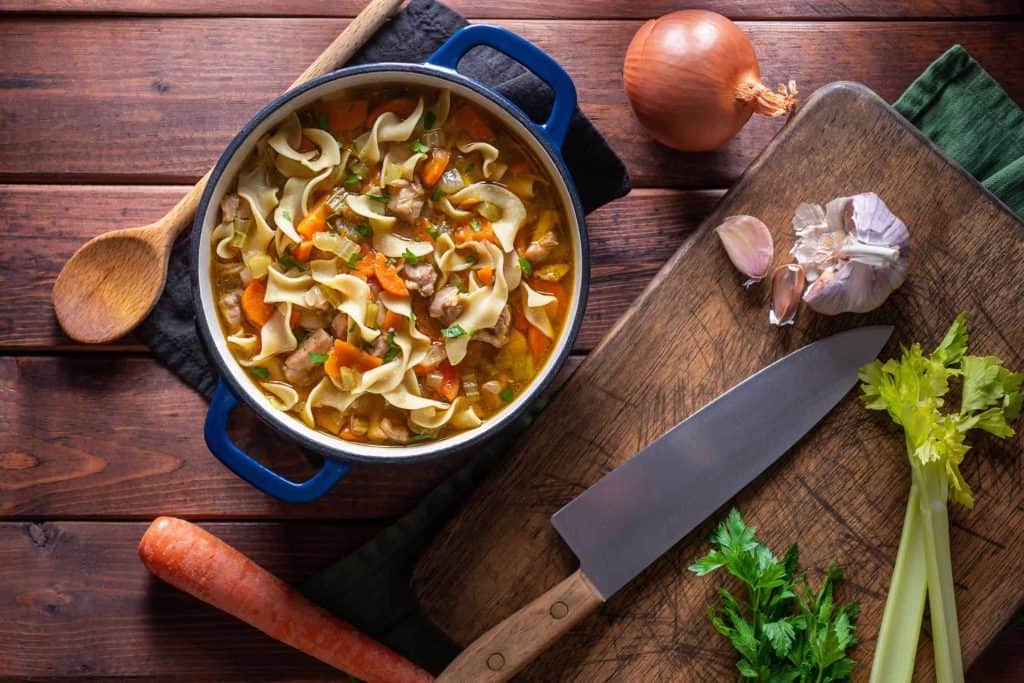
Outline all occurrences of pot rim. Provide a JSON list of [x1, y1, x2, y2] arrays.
[[191, 61, 589, 465]]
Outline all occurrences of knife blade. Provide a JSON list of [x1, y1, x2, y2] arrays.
[[436, 325, 893, 682]]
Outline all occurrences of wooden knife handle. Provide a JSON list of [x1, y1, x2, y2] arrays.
[[436, 569, 603, 682]]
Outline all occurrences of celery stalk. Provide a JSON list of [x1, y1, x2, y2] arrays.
[[917, 464, 964, 683], [869, 483, 927, 683]]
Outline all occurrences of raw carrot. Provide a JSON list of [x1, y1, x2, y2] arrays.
[[453, 103, 495, 141], [327, 98, 368, 134], [292, 240, 314, 262], [528, 326, 551, 361], [241, 280, 274, 327], [437, 360, 460, 402], [138, 517, 431, 683], [373, 254, 410, 297], [420, 148, 450, 187], [325, 340, 383, 378], [477, 266, 494, 286], [366, 97, 416, 126]]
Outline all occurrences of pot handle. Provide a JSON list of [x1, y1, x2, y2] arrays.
[[427, 25, 576, 151], [204, 379, 349, 503]]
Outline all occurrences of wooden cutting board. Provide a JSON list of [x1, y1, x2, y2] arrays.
[[411, 82, 1024, 681]]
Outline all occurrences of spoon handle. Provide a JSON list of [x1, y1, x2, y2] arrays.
[[156, 0, 406, 244]]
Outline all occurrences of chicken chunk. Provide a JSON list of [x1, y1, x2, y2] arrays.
[[331, 312, 350, 339], [380, 416, 410, 444], [219, 290, 243, 329], [474, 305, 511, 348], [402, 261, 437, 297], [368, 333, 391, 358], [283, 328, 332, 386], [429, 285, 464, 325], [219, 193, 250, 222], [387, 179, 426, 224], [524, 232, 559, 263]]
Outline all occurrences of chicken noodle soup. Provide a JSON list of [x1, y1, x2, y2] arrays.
[[210, 85, 574, 445]]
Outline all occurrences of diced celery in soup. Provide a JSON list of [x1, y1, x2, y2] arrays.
[[210, 85, 573, 445]]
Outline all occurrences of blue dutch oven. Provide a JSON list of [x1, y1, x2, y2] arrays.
[[192, 26, 589, 503]]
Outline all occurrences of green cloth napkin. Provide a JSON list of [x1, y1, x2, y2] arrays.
[[300, 45, 1024, 677], [895, 45, 1024, 217]]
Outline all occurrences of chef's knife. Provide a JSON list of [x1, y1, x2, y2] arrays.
[[436, 325, 893, 682]]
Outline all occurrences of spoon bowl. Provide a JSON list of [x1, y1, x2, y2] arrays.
[[53, 224, 171, 343]]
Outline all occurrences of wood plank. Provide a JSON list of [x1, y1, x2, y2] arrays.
[[0, 518, 1019, 680], [1, 0, 1019, 19], [411, 84, 1024, 680], [1, 19, 1021, 187], [0, 520, 382, 679], [0, 185, 719, 350], [0, 353, 583, 519]]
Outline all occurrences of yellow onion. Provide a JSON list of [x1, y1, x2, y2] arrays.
[[623, 10, 796, 152]]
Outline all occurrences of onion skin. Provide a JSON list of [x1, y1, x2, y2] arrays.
[[624, 10, 794, 152]]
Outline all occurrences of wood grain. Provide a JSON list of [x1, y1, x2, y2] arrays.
[[2, 0, 1020, 18], [1, 19, 1022, 188], [411, 83, 1024, 681], [0, 520, 382, 679], [0, 354, 582, 519], [0, 185, 718, 350]]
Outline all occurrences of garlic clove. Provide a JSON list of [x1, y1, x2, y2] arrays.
[[769, 264, 805, 326], [715, 215, 773, 285]]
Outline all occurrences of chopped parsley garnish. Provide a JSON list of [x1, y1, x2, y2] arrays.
[[470, 219, 481, 232], [409, 140, 430, 154], [251, 367, 270, 379], [281, 210, 292, 222], [424, 111, 437, 129], [381, 331, 401, 362], [426, 225, 440, 239], [279, 252, 305, 271], [454, 281, 468, 293], [402, 249, 419, 265], [344, 173, 363, 185], [518, 257, 533, 277], [366, 193, 390, 203], [442, 324, 467, 339], [348, 321, 357, 333], [464, 254, 477, 265], [317, 112, 329, 130], [410, 311, 417, 322], [499, 387, 515, 402], [308, 352, 329, 365], [409, 433, 432, 443], [431, 187, 445, 202], [346, 252, 362, 269], [386, 256, 398, 266], [352, 223, 373, 239]]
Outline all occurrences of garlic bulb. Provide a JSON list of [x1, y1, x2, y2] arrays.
[[790, 193, 908, 314], [715, 215, 774, 285], [769, 264, 805, 326]]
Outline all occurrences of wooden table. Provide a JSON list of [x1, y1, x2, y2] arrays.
[[1, 1, 1022, 680]]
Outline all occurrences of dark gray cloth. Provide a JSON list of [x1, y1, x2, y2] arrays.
[[138, 0, 629, 393]]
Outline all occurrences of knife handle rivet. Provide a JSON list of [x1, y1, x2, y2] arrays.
[[549, 601, 569, 619], [486, 653, 505, 671]]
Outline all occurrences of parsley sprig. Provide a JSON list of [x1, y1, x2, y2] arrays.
[[690, 509, 859, 682]]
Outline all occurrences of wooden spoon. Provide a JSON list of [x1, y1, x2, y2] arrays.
[[53, 0, 405, 344]]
